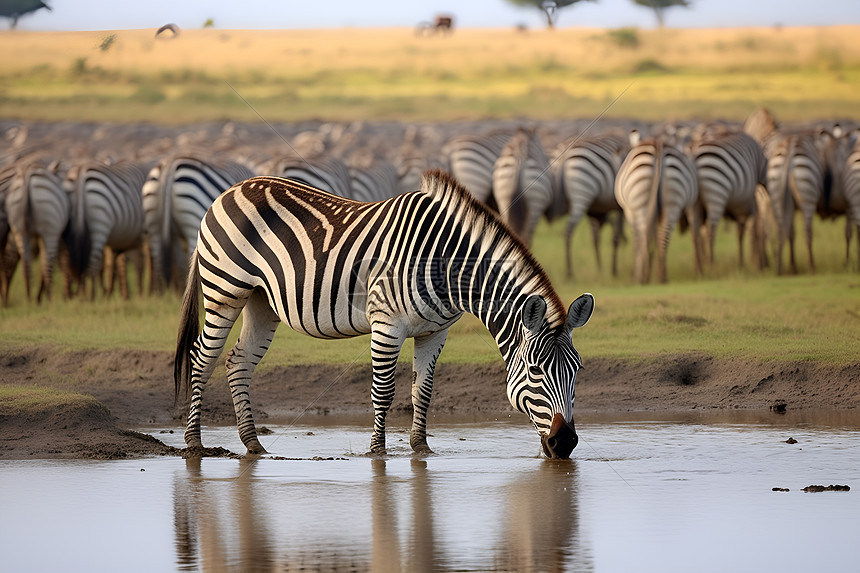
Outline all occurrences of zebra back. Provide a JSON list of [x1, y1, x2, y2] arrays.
[[273, 154, 352, 198], [444, 130, 513, 203], [346, 150, 399, 202]]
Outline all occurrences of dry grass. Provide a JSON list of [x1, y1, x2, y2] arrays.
[[1, 26, 858, 122]]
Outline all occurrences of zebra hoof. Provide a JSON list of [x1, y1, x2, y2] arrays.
[[244, 440, 268, 455], [410, 437, 433, 455]]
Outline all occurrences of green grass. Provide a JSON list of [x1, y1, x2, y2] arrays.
[[2, 214, 858, 369]]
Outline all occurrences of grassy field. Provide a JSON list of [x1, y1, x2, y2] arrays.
[[2, 215, 858, 368], [1, 26, 859, 123]]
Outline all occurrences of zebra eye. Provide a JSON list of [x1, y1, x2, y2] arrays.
[[528, 366, 542, 377]]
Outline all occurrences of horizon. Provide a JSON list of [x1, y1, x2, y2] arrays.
[[7, 0, 860, 32]]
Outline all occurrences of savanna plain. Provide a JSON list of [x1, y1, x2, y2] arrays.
[[1, 26, 859, 460]]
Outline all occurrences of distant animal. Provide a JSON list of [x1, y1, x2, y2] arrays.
[[492, 128, 560, 246], [5, 159, 69, 303], [267, 153, 352, 198], [551, 133, 630, 277], [142, 155, 253, 292], [415, 14, 454, 36], [0, 0, 51, 29], [615, 133, 700, 283], [175, 170, 594, 459], [689, 128, 768, 269], [64, 161, 148, 299], [444, 130, 512, 205], [744, 107, 826, 274], [155, 23, 179, 39], [345, 150, 400, 202], [842, 130, 860, 268]]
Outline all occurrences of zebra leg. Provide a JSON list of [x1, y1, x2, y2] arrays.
[[610, 212, 624, 277], [802, 213, 815, 273], [185, 296, 246, 450], [564, 215, 577, 278], [589, 217, 603, 272], [225, 289, 280, 455], [410, 328, 449, 454], [369, 324, 405, 454]]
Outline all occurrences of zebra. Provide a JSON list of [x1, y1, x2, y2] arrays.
[[345, 149, 400, 202], [141, 155, 254, 291], [844, 129, 860, 268], [817, 125, 855, 263], [492, 128, 562, 247], [267, 153, 352, 198], [64, 160, 149, 299], [0, 163, 20, 306], [551, 133, 630, 277], [744, 107, 825, 274], [5, 159, 70, 303], [174, 170, 594, 459], [689, 128, 768, 269], [614, 133, 700, 284], [443, 130, 512, 205]]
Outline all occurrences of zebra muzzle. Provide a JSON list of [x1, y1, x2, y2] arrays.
[[541, 413, 578, 459]]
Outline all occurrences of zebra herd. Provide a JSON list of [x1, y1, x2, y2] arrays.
[[2, 109, 859, 307]]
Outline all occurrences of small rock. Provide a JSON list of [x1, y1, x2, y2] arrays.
[[770, 401, 787, 413], [802, 484, 850, 493], [772, 487, 789, 492], [786, 437, 798, 444]]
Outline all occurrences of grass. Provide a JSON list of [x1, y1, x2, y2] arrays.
[[1, 26, 859, 123], [2, 214, 858, 369], [0, 385, 107, 417]]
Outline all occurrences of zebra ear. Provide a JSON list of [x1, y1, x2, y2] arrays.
[[629, 129, 641, 147], [565, 293, 594, 332], [522, 294, 547, 335]]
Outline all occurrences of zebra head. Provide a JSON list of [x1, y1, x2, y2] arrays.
[[506, 293, 594, 459]]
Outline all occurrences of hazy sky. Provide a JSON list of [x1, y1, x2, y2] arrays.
[[10, 0, 860, 31]]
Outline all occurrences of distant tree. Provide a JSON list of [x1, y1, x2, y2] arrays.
[[203, 18, 214, 28], [505, 0, 597, 30], [631, 0, 691, 28], [0, 0, 51, 29]]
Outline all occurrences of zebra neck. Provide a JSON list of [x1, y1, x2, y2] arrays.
[[447, 253, 529, 359]]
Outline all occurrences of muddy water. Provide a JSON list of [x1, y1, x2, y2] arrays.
[[1, 413, 858, 572]]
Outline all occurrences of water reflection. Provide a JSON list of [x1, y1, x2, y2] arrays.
[[172, 456, 590, 572], [496, 461, 593, 573]]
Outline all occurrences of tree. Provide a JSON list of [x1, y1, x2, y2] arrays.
[[0, 0, 51, 29], [505, 0, 597, 30], [631, 0, 691, 28]]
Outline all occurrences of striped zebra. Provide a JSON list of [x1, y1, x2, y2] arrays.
[[443, 130, 512, 205], [817, 125, 855, 263], [615, 134, 700, 284], [0, 164, 20, 306], [5, 159, 70, 303], [689, 128, 768, 269], [268, 153, 352, 198], [142, 155, 254, 291], [64, 161, 149, 299], [744, 107, 825, 274], [345, 150, 400, 202], [175, 170, 594, 458], [492, 128, 562, 247], [844, 129, 860, 268], [551, 133, 630, 277]]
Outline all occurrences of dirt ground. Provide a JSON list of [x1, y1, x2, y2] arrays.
[[1, 346, 858, 459]]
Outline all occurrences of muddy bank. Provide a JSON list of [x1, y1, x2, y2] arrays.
[[1, 347, 858, 459]]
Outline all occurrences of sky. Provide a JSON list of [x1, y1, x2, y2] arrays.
[[8, 0, 860, 31]]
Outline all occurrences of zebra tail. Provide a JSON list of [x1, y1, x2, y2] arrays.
[[775, 138, 796, 236], [65, 170, 90, 280], [646, 140, 664, 244], [173, 247, 200, 407]]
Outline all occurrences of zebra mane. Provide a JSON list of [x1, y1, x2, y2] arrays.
[[418, 169, 566, 328]]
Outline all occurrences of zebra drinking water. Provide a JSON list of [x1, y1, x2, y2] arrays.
[[175, 170, 593, 458]]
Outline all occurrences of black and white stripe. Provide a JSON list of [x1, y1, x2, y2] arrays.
[[5, 160, 69, 303], [174, 170, 594, 458], [689, 128, 768, 268], [443, 130, 512, 204], [64, 161, 148, 298], [552, 133, 629, 277], [843, 130, 860, 268], [345, 151, 400, 202], [492, 128, 560, 247], [268, 153, 352, 198], [0, 164, 20, 307], [142, 155, 253, 290], [615, 135, 700, 283]]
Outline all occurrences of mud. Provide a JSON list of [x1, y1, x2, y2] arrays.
[[1, 346, 858, 459]]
